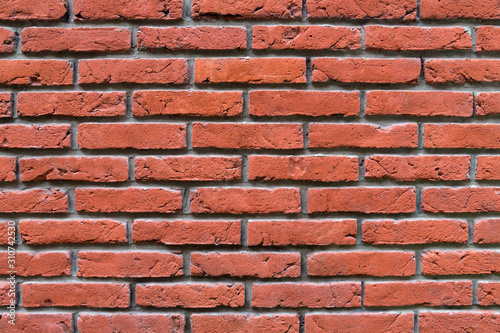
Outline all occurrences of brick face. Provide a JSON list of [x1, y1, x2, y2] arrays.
[[3, 0, 495, 330]]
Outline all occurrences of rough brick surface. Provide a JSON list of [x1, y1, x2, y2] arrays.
[[21, 27, 131, 52], [3, 0, 497, 330]]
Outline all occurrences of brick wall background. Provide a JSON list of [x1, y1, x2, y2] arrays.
[[0, 0, 499, 332]]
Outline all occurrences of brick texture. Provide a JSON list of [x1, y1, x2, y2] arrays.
[[2, 0, 494, 331]]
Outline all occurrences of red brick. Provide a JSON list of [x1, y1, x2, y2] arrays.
[[192, 123, 303, 149], [307, 0, 416, 20], [139, 26, 246, 50], [421, 0, 500, 19], [424, 124, 500, 149], [21, 27, 130, 52], [79, 59, 187, 84], [190, 188, 301, 214], [195, 58, 306, 84], [0, 188, 67, 213], [18, 92, 126, 117], [77, 252, 183, 277], [308, 251, 415, 277], [477, 282, 500, 306], [364, 155, 470, 181], [249, 155, 358, 182], [192, 314, 299, 333], [135, 156, 241, 181], [0, 60, 72, 86], [419, 312, 500, 332], [0, 157, 16, 181], [474, 219, 500, 244], [249, 91, 359, 117], [0, 222, 14, 245], [0, 124, 70, 149], [136, 283, 245, 308], [365, 26, 471, 51], [75, 188, 182, 213], [0, 29, 14, 53], [191, 252, 300, 278], [20, 219, 126, 245], [248, 220, 357, 246], [476, 27, 500, 51], [252, 283, 361, 308], [365, 91, 473, 117], [309, 123, 418, 148], [74, 0, 182, 20], [421, 250, 500, 275], [365, 281, 472, 306], [422, 187, 500, 213], [425, 59, 500, 84], [0, 314, 72, 333], [0, 93, 11, 118], [192, 0, 302, 19], [133, 220, 241, 245], [477, 282, 500, 305], [0, 252, 70, 277], [78, 123, 186, 150], [252, 26, 360, 50], [363, 219, 468, 245], [20, 157, 128, 182], [477, 156, 500, 180], [476, 93, 500, 116], [22, 283, 129, 308], [308, 187, 416, 214], [312, 58, 420, 84], [305, 313, 414, 333], [133, 90, 243, 117], [0, 282, 13, 306], [78, 314, 184, 333], [0, 0, 67, 21]]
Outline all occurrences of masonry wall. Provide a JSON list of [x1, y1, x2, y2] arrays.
[[0, 0, 498, 332]]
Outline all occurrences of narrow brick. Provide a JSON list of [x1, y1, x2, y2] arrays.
[[305, 313, 414, 333], [249, 91, 359, 117], [248, 220, 357, 246], [133, 220, 241, 245], [192, 315, 299, 333], [192, 0, 302, 20], [73, 0, 183, 20], [21, 27, 131, 52], [78, 314, 184, 333]]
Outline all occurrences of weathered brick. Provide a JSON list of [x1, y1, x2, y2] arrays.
[[136, 283, 245, 308], [308, 251, 416, 277], [249, 91, 359, 117], [308, 187, 416, 214], [307, 0, 416, 20], [133, 91, 243, 117], [18, 92, 126, 117], [78, 123, 186, 150], [249, 155, 358, 182], [195, 58, 306, 84], [363, 219, 468, 244], [190, 188, 301, 214], [305, 313, 414, 333], [192, 315, 299, 333], [252, 26, 360, 50], [77, 252, 183, 277], [364, 155, 470, 181], [135, 156, 241, 181], [20, 157, 128, 182], [21, 27, 131, 52], [252, 283, 361, 308], [192, 0, 302, 19], [312, 58, 420, 84], [20, 219, 126, 245], [133, 220, 241, 245], [191, 252, 300, 278], [248, 220, 357, 246], [74, 0, 183, 20], [365, 91, 473, 117], [79, 59, 187, 84], [138, 26, 246, 50], [78, 314, 184, 333]]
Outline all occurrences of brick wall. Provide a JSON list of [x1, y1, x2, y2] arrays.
[[0, 0, 498, 332]]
